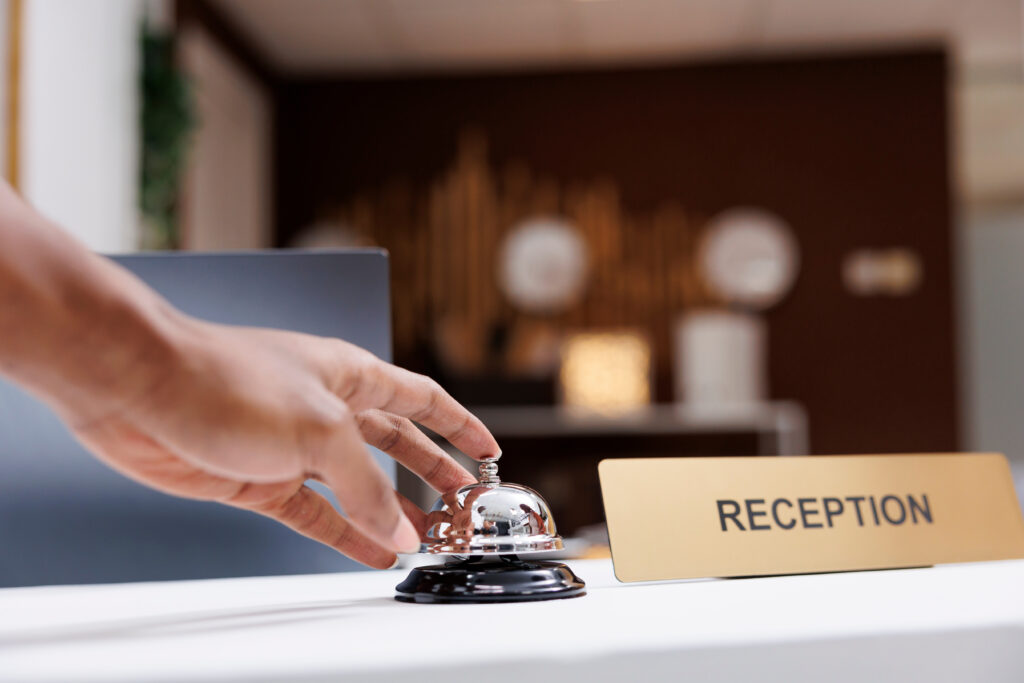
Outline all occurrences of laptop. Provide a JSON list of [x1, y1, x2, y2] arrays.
[[0, 250, 393, 586]]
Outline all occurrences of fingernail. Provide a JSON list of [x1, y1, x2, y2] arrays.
[[387, 556, 400, 569], [391, 516, 421, 554]]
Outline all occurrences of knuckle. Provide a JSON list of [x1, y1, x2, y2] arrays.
[[425, 456, 464, 493], [329, 520, 360, 552], [424, 456, 447, 485], [410, 380, 441, 422], [336, 356, 370, 402], [447, 413, 473, 444], [423, 376, 444, 395], [223, 481, 258, 506], [329, 524, 392, 568], [296, 404, 354, 468], [223, 482, 293, 512], [353, 410, 372, 430], [378, 415, 404, 452], [278, 489, 326, 534], [354, 410, 404, 452], [339, 353, 393, 408], [350, 484, 398, 535], [333, 401, 355, 422]]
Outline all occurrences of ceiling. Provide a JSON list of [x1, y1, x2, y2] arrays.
[[210, 0, 1022, 76]]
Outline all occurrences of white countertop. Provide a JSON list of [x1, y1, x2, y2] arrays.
[[1, 558, 1023, 682]]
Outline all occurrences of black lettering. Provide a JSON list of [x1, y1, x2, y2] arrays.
[[908, 494, 932, 524], [745, 499, 771, 531], [845, 496, 866, 526], [717, 500, 745, 531], [798, 497, 823, 529], [772, 498, 796, 529], [823, 497, 844, 527], [881, 495, 907, 525], [869, 495, 881, 525]]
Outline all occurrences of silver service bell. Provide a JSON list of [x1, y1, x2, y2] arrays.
[[419, 456, 564, 555], [395, 454, 586, 604]]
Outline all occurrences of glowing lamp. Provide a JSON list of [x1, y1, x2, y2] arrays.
[[559, 331, 651, 415]]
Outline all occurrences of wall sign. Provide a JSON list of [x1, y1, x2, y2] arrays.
[[599, 453, 1024, 582]]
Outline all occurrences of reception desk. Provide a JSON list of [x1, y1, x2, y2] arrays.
[[1, 558, 1022, 682], [2, 557, 1024, 679]]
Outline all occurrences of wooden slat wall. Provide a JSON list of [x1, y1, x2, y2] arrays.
[[330, 130, 716, 378]]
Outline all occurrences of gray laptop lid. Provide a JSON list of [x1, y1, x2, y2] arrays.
[[0, 250, 392, 587]]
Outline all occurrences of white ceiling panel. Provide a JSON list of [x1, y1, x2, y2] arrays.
[[574, 0, 757, 60], [957, 78, 1024, 200], [209, 0, 1024, 76], [951, 0, 1022, 72], [378, 0, 573, 68], [214, 0, 394, 72], [760, 0, 953, 46]]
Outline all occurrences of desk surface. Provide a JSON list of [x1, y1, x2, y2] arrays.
[[1, 558, 1023, 682]]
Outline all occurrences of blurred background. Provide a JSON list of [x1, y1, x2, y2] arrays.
[[2, 0, 1024, 582]]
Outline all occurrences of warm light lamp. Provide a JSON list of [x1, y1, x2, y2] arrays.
[[559, 331, 651, 415]]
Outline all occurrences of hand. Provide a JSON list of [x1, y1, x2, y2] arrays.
[[0, 181, 487, 568], [67, 315, 500, 569]]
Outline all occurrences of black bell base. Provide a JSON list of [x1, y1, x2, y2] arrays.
[[395, 555, 586, 604]]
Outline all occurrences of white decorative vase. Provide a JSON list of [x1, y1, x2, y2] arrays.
[[675, 310, 766, 408]]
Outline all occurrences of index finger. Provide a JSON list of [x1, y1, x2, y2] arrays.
[[338, 358, 499, 461]]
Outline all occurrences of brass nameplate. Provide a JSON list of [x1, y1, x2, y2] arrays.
[[599, 453, 1024, 582]]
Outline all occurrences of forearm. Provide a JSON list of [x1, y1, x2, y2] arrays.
[[0, 182, 182, 425]]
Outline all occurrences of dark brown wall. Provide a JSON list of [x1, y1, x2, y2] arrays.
[[275, 49, 958, 455]]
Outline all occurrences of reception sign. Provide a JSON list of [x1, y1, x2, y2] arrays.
[[599, 453, 1024, 582]]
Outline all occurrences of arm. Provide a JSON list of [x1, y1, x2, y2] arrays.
[[0, 181, 499, 568]]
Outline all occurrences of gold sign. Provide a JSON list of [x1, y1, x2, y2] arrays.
[[599, 453, 1024, 582]]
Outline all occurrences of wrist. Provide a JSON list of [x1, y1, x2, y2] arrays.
[[64, 294, 190, 428], [0, 182, 192, 427], [0, 257, 190, 428]]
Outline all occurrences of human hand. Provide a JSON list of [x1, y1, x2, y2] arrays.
[[66, 315, 499, 569], [0, 180, 497, 569]]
